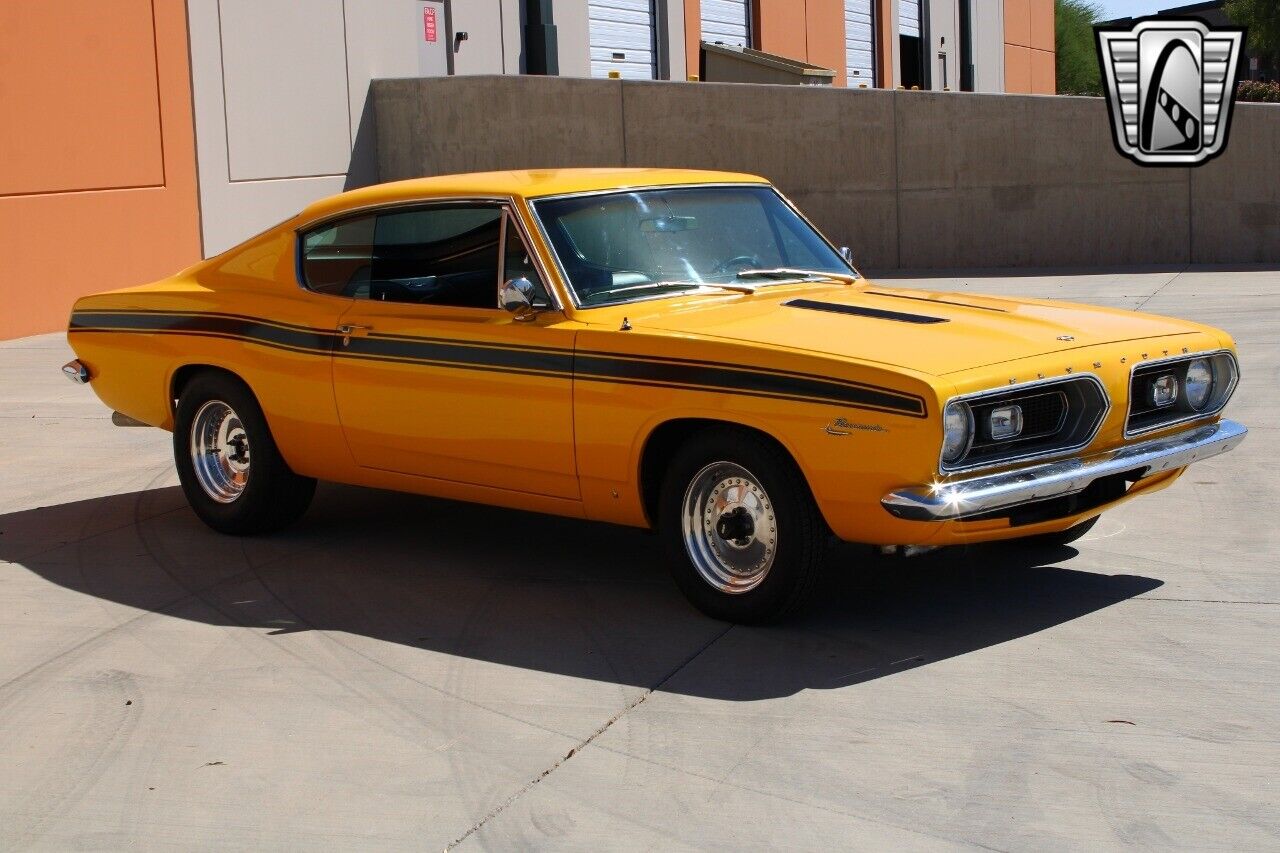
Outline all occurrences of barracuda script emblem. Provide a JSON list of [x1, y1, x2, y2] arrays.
[[1095, 18, 1244, 166], [825, 417, 887, 436]]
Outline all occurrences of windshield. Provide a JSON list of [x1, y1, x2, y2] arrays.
[[531, 186, 854, 307]]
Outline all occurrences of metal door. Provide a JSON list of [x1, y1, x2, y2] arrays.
[[589, 0, 656, 78], [701, 0, 749, 47], [844, 0, 875, 86], [899, 0, 920, 38]]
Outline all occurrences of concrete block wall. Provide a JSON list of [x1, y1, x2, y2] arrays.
[[370, 75, 1280, 270]]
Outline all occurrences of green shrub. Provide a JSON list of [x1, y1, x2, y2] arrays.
[[1237, 80, 1280, 103], [1057, 0, 1103, 95]]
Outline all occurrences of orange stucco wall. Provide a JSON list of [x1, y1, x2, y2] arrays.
[[877, 0, 894, 88], [754, 0, 848, 86], [687, 0, 853, 86], [686, 0, 703, 78], [0, 0, 201, 339], [1004, 0, 1056, 94]]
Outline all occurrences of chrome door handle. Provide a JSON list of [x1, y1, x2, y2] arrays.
[[337, 324, 372, 346]]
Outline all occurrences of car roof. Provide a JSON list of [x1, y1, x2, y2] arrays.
[[297, 168, 770, 223]]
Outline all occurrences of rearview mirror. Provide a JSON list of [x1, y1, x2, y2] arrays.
[[640, 215, 698, 233], [500, 277, 538, 320]]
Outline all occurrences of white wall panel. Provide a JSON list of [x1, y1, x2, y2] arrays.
[[219, 0, 351, 181], [190, 0, 441, 255], [972, 0, 1004, 92], [928, 0, 956, 90], [452, 0, 507, 75]]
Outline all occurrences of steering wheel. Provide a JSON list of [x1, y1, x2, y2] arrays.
[[710, 255, 763, 276]]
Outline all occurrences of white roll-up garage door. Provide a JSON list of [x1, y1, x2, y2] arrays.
[[589, 0, 656, 79], [701, 0, 749, 47], [844, 0, 874, 85], [898, 0, 920, 38]]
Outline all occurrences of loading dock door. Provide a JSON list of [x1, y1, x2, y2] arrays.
[[702, 0, 749, 47], [898, 0, 920, 37], [844, 0, 874, 85], [589, 0, 656, 78]]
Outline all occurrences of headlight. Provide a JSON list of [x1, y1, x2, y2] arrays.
[[1184, 358, 1213, 411], [941, 401, 974, 465]]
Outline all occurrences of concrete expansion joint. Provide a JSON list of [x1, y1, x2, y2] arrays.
[[443, 624, 734, 850], [1133, 266, 1189, 310]]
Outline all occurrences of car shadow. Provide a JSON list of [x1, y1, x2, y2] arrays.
[[0, 483, 1162, 701]]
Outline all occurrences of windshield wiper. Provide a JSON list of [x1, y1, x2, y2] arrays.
[[647, 280, 760, 294], [735, 268, 859, 285]]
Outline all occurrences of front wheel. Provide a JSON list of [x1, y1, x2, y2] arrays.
[[173, 371, 315, 535], [659, 428, 828, 623]]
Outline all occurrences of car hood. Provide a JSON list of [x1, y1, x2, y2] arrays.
[[615, 283, 1207, 376]]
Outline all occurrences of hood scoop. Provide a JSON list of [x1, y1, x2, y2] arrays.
[[783, 298, 948, 325]]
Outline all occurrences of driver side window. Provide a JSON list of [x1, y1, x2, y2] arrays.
[[367, 205, 502, 308], [301, 204, 553, 310]]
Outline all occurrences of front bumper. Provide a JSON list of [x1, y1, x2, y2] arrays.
[[882, 418, 1247, 522]]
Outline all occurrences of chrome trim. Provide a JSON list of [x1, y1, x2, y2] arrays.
[[1123, 349, 1240, 438], [293, 195, 565, 312], [770, 185, 864, 279], [938, 373, 1112, 474], [190, 399, 251, 504], [735, 267, 859, 285], [62, 360, 90, 384], [528, 183, 858, 310], [681, 460, 778, 594], [884, 418, 1248, 522]]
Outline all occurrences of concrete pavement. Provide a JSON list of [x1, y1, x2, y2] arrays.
[[1, 266, 1277, 850]]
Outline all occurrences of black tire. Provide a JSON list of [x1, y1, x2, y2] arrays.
[[659, 427, 828, 623], [1019, 514, 1101, 549], [173, 370, 315, 535]]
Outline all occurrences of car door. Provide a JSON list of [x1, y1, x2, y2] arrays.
[[301, 200, 580, 499]]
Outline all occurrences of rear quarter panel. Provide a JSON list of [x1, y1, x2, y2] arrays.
[[67, 227, 353, 481]]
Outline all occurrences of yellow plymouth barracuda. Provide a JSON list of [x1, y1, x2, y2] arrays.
[[64, 168, 1247, 622]]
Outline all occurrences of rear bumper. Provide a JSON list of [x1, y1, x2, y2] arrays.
[[62, 359, 90, 384], [882, 419, 1247, 522]]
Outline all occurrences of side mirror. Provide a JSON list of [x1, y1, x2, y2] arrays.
[[839, 246, 854, 265], [500, 277, 538, 320]]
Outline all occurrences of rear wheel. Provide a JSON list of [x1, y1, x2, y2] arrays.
[[659, 428, 828, 623], [173, 371, 315, 535]]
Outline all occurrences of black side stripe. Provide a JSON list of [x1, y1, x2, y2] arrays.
[[574, 354, 923, 416], [70, 311, 927, 418], [343, 335, 575, 375], [70, 311, 338, 352]]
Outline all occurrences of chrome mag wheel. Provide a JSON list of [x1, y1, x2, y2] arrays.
[[189, 399, 251, 503], [680, 461, 778, 594]]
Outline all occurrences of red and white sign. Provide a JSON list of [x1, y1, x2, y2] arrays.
[[423, 6, 437, 43]]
